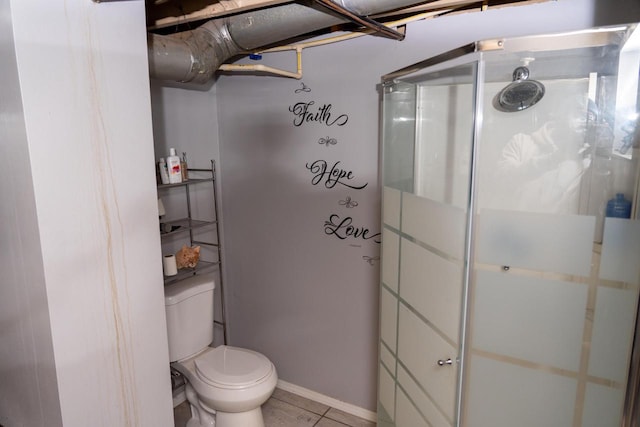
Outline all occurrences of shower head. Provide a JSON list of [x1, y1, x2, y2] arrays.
[[494, 66, 545, 112]]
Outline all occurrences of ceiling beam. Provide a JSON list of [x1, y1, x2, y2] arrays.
[[147, 0, 294, 30], [147, 0, 549, 32]]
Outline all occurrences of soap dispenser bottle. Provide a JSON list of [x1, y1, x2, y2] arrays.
[[167, 148, 182, 184]]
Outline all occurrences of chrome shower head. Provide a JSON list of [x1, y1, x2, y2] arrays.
[[494, 66, 545, 112]]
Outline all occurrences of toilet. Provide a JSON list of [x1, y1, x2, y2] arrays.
[[164, 273, 277, 427]]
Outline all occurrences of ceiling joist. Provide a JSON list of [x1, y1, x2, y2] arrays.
[[147, 0, 293, 30], [147, 0, 549, 33]]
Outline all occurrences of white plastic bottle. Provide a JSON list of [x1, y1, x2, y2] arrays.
[[167, 148, 182, 184], [158, 158, 170, 184]]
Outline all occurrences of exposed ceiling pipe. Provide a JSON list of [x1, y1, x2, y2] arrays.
[[148, 0, 431, 84], [313, 0, 406, 41]]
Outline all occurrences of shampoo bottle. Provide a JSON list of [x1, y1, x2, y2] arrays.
[[606, 193, 632, 218], [158, 158, 170, 184], [167, 148, 182, 184], [181, 152, 189, 181]]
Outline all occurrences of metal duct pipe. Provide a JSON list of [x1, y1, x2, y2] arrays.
[[148, 0, 427, 83]]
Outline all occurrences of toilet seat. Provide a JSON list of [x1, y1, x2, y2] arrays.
[[195, 346, 273, 389]]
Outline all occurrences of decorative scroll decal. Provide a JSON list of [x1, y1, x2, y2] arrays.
[[295, 82, 312, 93], [318, 136, 338, 147], [289, 101, 349, 127], [306, 160, 368, 190], [339, 196, 358, 208], [288, 82, 380, 265], [323, 214, 381, 243], [362, 256, 380, 266]]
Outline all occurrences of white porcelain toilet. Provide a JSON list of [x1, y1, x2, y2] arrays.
[[164, 273, 277, 427]]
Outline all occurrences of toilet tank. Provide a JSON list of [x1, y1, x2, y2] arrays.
[[164, 273, 215, 362]]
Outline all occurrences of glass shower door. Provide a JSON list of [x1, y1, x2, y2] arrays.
[[464, 27, 640, 427], [378, 62, 478, 427], [379, 22, 640, 427]]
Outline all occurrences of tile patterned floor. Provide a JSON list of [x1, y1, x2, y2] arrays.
[[174, 387, 375, 427]]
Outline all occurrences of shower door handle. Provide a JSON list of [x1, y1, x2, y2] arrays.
[[437, 358, 453, 366]]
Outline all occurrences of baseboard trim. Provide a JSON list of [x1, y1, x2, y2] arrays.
[[172, 385, 186, 408], [276, 380, 377, 423]]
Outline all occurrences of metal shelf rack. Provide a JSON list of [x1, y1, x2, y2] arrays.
[[158, 160, 227, 345]]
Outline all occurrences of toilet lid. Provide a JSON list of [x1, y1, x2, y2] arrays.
[[195, 346, 272, 387]]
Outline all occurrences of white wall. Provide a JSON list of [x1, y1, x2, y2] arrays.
[[0, 1, 62, 425], [151, 0, 640, 413], [2, 1, 174, 426]]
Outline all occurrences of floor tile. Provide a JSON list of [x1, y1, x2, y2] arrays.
[[173, 401, 190, 427], [324, 408, 375, 427], [271, 388, 331, 416], [172, 388, 376, 427], [315, 417, 351, 427], [263, 396, 322, 427]]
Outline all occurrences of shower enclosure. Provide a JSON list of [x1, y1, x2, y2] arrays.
[[378, 23, 640, 426]]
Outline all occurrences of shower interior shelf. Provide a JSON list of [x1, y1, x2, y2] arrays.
[[157, 160, 227, 344]]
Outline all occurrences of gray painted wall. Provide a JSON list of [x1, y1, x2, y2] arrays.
[[152, 0, 640, 412], [150, 81, 227, 346]]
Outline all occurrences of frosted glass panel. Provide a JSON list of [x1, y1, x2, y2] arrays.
[[400, 238, 462, 343], [379, 363, 396, 421], [382, 81, 416, 193], [402, 193, 466, 259], [380, 63, 475, 427], [477, 80, 590, 214], [382, 228, 400, 293], [589, 286, 638, 382], [600, 218, 640, 285], [398, 365, 453, 427], [396, 388, 429, 427], [414, 84, 473, 210], [466, 356, 577, 427], [474, 270, 587, 370], [476, 209, 595, 276], [582, 383, 624, 427], [381, 287, 398, 353], [398, 304, 457, 420], [380, 342, 396, 374], [383, 186, 402, 229]]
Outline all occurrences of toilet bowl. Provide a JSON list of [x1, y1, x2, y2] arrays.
[[164, 274, 277, 427], [173, 345, 277, 427]]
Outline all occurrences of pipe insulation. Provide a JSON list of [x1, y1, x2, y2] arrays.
[[148, 0, 429, 83]]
